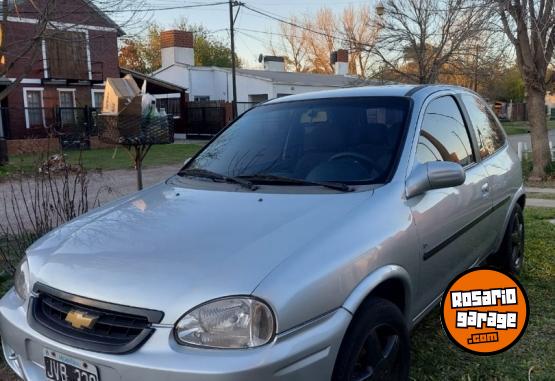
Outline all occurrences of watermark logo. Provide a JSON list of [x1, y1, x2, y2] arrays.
[[441, 268, 529, 355]]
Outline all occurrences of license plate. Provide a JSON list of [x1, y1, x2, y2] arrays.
[[44, 349, 99, 381]]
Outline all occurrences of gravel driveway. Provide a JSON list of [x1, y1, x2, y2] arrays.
[[0, 165, 181, 229], [84, 164, 181, 204]]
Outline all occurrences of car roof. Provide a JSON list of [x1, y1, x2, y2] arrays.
[[264, 84, 474, 104]]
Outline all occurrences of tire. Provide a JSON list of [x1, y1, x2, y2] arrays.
[[332, 298, 410, 381], [490, 203, 525, 275]]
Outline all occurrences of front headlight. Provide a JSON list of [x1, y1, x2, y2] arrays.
[[174, 297, 275, 349], [14, 257, 30, 301]]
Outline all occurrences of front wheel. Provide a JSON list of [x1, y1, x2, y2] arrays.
[[332, 298, 410, 381], [491, 203, 525, 275]]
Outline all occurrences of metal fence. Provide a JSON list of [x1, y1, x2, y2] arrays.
[[156, 98, 181, 117], [2, 101, 262, 147], [184, 101, 261, 138], [186, 103, 228, 138], [5, 107, 99, 148]]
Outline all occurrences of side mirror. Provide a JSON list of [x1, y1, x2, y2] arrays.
[[406, 161, 466, 199]]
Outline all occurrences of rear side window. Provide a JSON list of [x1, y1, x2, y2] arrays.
[[461, 94, 506, 159], [416, 96, 474, 167]]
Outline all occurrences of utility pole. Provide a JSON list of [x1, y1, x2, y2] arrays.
[[228, 0, 240, 119]]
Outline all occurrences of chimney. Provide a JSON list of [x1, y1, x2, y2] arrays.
[[161, 30, 194, 69], [263, 56, 285, 72], [331, 49, 349, 76]]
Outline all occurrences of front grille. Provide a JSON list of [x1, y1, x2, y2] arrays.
[[29, 283, 164, 354]]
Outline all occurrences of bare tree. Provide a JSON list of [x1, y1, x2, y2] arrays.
[[303, 8, 338, 74], [341, 5, 380, 78], [272, 5, 380, 76], [0, 150, 103, 274], [496, 0, 554, 179], [274, 16, 308, 72], [374, 0, 491, 84], [442, 29, 512, 91]]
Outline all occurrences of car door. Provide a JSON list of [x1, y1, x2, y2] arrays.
[[408, 95, 494, 313], [460, 94, 516, 239]]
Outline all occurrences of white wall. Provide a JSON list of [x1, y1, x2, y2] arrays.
[[190, 69, 229, 101], [234, 75, 274, 102], [273, 83, 340, 97], [154, 66, 190, 90], [154, 65, 343, 103], [162, 47, 194, 68]]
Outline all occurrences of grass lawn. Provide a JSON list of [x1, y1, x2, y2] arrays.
[[501, 120, 555, 135], [411, 207, 555, 380], [0, 143, 204, 179], [1, 208, 554, 380]]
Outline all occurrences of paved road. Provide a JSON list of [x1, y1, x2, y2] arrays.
[[526, 198, 555, 208], [526, 187, 555, 194]]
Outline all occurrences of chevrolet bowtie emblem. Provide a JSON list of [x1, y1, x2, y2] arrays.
[[65, 310, 99, 330]]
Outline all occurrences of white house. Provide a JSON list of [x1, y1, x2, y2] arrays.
[[152, 30, 380, 113]]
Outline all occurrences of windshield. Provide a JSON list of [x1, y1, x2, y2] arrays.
[[185, 97, 410, 184]]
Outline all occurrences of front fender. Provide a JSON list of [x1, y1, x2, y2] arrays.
[[342, 265, 412, 322]]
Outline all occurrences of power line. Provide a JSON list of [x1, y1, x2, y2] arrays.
[[102, 2, 230, 13], [242, 3, 362, 47], [8, 1, 229, 15]]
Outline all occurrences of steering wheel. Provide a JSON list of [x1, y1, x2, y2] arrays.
[[328, 151, 380, 173]]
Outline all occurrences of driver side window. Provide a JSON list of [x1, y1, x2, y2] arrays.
[[416, 96, 475, 167]]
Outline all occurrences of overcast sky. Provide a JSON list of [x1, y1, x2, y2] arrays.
[[135, 0, 374, 68]]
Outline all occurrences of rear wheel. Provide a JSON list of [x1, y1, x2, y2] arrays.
[[491, 204, 525, 274], [332, 298, 410, 381]]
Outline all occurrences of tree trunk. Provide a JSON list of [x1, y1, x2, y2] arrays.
[[134, 146, 144, 191], [527, 88, 551, 179]]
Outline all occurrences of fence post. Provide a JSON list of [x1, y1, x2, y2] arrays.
[[550, 141, 554, 161], [517, 142, 523, 161]]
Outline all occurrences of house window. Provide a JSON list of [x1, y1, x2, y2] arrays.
[[23, 88, 45, 129], [58, 89, 76, 126], [194, 96, 210, 102], [92, 90, 104, 110]]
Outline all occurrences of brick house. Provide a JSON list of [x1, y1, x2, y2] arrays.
[[0, 0, 122, 155]]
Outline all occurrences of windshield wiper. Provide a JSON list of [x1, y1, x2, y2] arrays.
[[179, 168, 258, 191], [240, 174, 354, 192]]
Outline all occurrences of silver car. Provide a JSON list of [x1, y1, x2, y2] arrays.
[[1, 85, 525, 381]]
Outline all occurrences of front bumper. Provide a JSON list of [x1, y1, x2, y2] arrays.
[[0, 288, 351, 381]]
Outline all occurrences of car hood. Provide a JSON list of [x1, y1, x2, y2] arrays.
[[27, 180, 372, 324]]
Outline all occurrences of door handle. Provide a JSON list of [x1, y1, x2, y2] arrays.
[[481, 183, 490, 195]]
